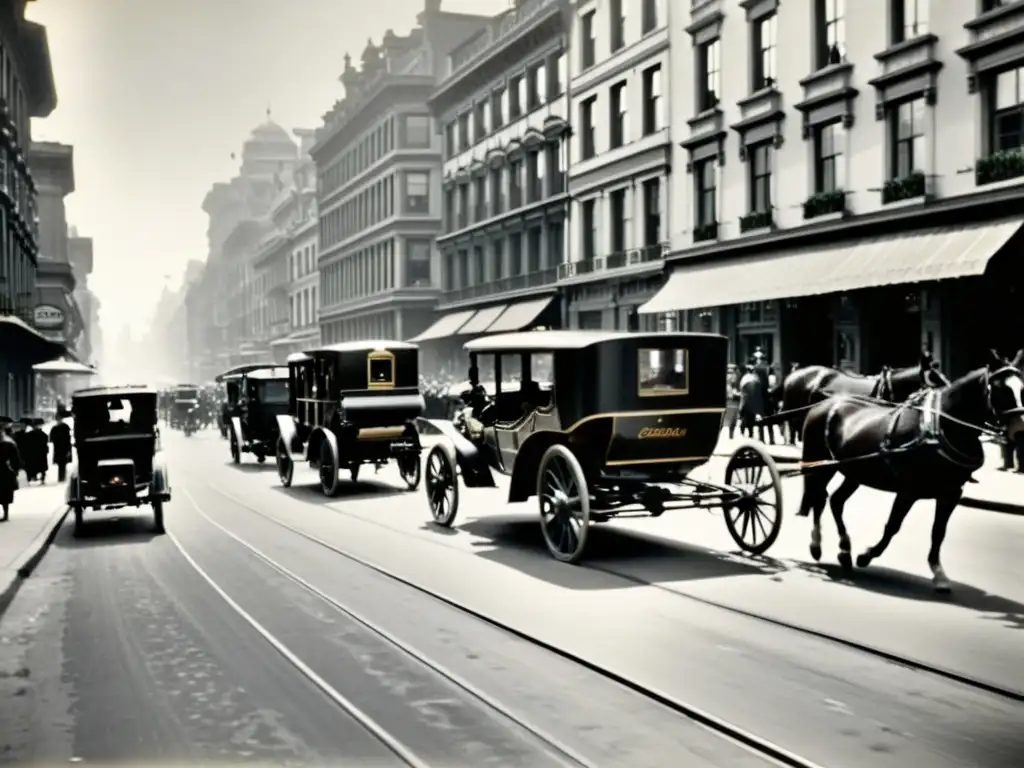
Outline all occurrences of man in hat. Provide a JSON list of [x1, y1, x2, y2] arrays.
[[751, 349, 776, 445], [0, 417, 22, 520], [50, 408, 73, 483], [22, 418, 49, 483]]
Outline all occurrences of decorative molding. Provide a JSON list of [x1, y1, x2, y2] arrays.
[[681, 108, 726, 172], [957, 2, 1024, 92], [794, 62, 858, 138], [731, 88, 785, 160]]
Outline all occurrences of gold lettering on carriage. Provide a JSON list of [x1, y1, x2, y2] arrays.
[[638, 426, 687, 439]]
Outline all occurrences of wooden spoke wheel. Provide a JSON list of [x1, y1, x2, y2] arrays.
[[319, 439, 340, 497], [276, 438, 294, 487], [538, 444, 591, 564], [229, 433, 241, 464], [425, 445, 458, 527], [723, 442, 783, 555], [398, 454, 421, 491]]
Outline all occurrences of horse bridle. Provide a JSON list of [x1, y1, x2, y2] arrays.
[[982, 365, 1024, 429]]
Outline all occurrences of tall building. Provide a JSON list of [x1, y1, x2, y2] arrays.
[[67, 227, 100, 365], [187, 118, 298, 377], [312, 2, 493, 346], [0, 0, 59, 416], [413, 0, 571, 369], [561, 0, 670, 331], [642, 0, 1024, 376]]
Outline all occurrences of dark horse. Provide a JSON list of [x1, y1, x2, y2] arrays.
[[796, 350, 1024, 592], [767, 351, 950, 438]]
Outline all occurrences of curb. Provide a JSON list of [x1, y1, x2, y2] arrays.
[[0, 504, 70, 618], [958, 496, 1024, 516]]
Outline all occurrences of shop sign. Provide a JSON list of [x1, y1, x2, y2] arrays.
[[33, 304, 65, 330]]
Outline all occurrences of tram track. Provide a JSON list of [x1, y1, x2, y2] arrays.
[[198, 472, 1024, 708], [177, 471, 1024, 768]]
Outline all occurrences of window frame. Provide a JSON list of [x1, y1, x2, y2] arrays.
[[890, 97, 926, 178], [813, 121, 844, 193], [698, 39, 721, 112], [816, 0, 846, 70], [642, 64, 662, 134], [695, 158, 717, 226], [748, 144, 772, 214], [752, 13, 778, 91], [609, 80, 627, 148]]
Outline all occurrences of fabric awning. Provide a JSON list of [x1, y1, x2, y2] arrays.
[[640, 218, 1023, 314], [458, 304, 507, 334], [485, 296, 554, 333], [408, 309, 476, 342]]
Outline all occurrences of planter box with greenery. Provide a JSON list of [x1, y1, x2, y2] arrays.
[[739, 209, 773, 233], [693, 221, 718, 243], [976, 149, 1024, 186], [802, 190, 846, 220], [881, 171, 925, 204]]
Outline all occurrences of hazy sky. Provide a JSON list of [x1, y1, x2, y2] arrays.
[[25, 0, 508, 337]]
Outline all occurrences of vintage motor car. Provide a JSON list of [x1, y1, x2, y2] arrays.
[[65, 385, 171, 535], [421, 331, 783, 563], [215, 363, 290, 464], [171, 383, 201, 434], [275, 342, 424, 495]]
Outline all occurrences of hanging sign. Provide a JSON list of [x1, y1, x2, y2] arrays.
[[33, 304, 65, 329]]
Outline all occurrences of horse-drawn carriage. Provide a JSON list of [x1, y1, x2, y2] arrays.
[[171, 383, 200, 434], [421, 331, 784, 563], [274, 341, 424, 495], [215, 364, 290, 464], [65, 385, 170, 535]]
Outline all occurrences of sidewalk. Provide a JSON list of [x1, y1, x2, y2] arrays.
[[713, 429, 1023, 515], [0, 471, 69, 616]]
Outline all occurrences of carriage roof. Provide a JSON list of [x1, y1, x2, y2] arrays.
[[215, 363, 277, 382], [306, 339, 418, 355], [72, 385, 157, 402], [244, 366, 289, 380], [286, 352, 311, 363], [464, 330, 727, 354]]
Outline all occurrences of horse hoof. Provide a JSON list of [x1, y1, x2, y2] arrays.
[[855, 553, 872, 568], [810, 544, 821, 561], [837, 551, 853, 572]]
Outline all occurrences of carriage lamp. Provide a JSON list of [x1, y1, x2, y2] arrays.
[[107, 476, 123, 486]]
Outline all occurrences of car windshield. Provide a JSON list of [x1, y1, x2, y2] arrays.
[[75, 396, 150, 437], [257, 380, 289, 404]]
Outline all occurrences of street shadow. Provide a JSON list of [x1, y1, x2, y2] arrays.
[[227, 461, 273, 473], [55, 513, 159, 549], [421, 522, 460, 536], [274, 478, 407, 505], [796, 562, 1024, 630], [457, 513, 782, 591]]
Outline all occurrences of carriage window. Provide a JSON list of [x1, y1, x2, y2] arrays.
[[531, 353, 554, 386], [258, 380, 289, 404], [638, 348, 689, 396], [367, 354, 394, 387], [499, 354, 522, 391]]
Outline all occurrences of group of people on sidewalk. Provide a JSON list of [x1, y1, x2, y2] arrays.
[[724, 349, 799, 446], [0, 408, 73, 522]]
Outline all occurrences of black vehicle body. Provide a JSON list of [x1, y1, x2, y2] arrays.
[[275, 342, 425, 495], [171, 384, 200, 432], [215, 364, 290, 464], [65, 385, 170, 535], [421, 331, 783, 563]]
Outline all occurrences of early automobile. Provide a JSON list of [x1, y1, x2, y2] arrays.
[[65, 385, 171, 535], [171, 383, 201, 434], [215, 363, 290, 464], [275, 341, 424, 495], [421, 331, 783, 563]]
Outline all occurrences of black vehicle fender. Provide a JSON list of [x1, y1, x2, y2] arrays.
[[65, 468, 80, 506], [306, 426, 337, 466], [508, 430, 569, 503], [230, 416, 244, 447], [420, 418, 496, 488], [276, 414, 303, 456], [150, 463, 170, 497]]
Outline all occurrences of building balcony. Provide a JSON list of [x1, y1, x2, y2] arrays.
[[975, 149, 1024, 185], [557, 244, 666, 282], [442, 267, 557, 304]]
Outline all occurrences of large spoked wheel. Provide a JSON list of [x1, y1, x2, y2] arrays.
[[319, 439, 340, 497], [538, 444, 591, 564], [398, 454, 421, 491], [229, 432, 241, 464], [276, 438, 294, 487], [425, 445, 459, 527], [723, 442, 783, 555]]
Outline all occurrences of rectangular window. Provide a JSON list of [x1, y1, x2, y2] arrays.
[[752, 14, 777, 91], [444, 121, 456, 157], [814, 121, 844, 192], [892, 98, 926, 177], [749, 144, 772, 213], [527, 62, 546, 109], [473, 102, 488, 141], [405, 171, 430, 214], [490, 167, 504, 215], [610, 0, 625, 52], [696, 159, 717, 226], [457, 113, 470, 150], [638, 349, 689, 396], [610, 188, 627, 253], [816, 0, 846, 69], [405, 239, 432, 286], [642, 177, 661, 246], [581, 10, 596, 69], [642, 64, 662, 134], [582, 199, 597, 259], [609, 80, 627, 148], [642, 0, 659, 34], [698, 39, 721, 111], [509, 74, 524, 118], [491, 88, 505, 129], [548, 52, 566, 98], [993, 67, 1024, 153], [580, 95, 597, 159], [403, 115, 431, 147], [892, 0, 928, 43]]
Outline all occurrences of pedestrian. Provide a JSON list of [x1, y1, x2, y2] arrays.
[[50, 408, 73, 482], [739, 364, 766, 440], [752, 349, 776, 445], [725, 364, 741, 439], [0, 417, 22, 521]]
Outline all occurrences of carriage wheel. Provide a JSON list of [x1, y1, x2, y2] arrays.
[[723, 443, 783, 555], [319, 440, 340, 497], [399, 454, 421, 491], [538, 444, 591, 564], [425, 445, 459, 527], [229, 433, 241, 464], [152, 498, 166, 535], [276, 438, 294, 487]]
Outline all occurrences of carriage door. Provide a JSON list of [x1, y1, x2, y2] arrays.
[[493, 354, 524, 471]]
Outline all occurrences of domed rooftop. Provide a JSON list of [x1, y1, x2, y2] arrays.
[[249, 120, 292, 145]]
